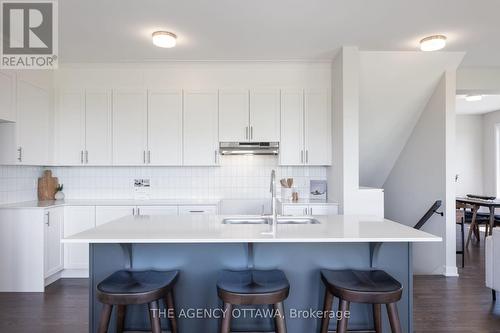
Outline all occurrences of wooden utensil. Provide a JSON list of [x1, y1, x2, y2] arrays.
[[280, 179, 288, 188], [38, 170, 59, 201], [287, 178, 293, 188]]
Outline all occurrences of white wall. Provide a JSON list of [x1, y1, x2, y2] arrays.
[[359, 52, 465, 188], [384, 72, 457, 276], [455, 115, 484, 196], [482, 110, 500, 196]]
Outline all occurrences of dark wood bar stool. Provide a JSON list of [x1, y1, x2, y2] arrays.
[[320, 269, 403, 333], [96, 270, 179, 333], [217, 269, 290, 333]]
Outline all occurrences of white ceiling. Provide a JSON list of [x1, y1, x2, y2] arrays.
[[456, 95, 500, 115], [59, 0, 500, 66]]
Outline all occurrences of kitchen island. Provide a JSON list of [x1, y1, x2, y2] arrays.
[[63, 214, 440, 333]]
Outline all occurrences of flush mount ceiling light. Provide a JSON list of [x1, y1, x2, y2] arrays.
[[152, 31, 177, 48], [465, 94, 483, 102], [419, 35, 447, 51]]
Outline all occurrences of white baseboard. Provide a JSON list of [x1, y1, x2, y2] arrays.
[[61, 269, 89, 278], [443, 265, 459, 277], [44, 271, 62, 287]]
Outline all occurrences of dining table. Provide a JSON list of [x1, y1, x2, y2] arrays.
[[456, 196, 500, 247]]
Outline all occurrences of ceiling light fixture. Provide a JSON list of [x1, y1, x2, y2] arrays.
[[152, 31, 177, 48], [465, 94, 483, 102], [419, 35, 447, 52]]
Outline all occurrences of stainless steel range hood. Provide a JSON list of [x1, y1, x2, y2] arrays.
[[219, 142, 279, 155]]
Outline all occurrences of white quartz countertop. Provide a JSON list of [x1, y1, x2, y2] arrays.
[[62, 214, 441, 244], [0, 199, 221, 209], [277, 199, 339, 205]]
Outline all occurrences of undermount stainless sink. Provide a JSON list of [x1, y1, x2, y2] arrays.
[[222, 217, 320, 225]]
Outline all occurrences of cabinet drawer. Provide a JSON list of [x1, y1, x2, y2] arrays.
[[282, 205, 309, 216], [137, 206, 178, 216], [178, 205, 217, 215], [310, 205, 338, 216]]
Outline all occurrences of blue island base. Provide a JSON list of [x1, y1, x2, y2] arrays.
[[89, 242, 412, 333]]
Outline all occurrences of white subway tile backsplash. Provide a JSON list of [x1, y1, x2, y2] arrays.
[[0, 156, 328, 203]]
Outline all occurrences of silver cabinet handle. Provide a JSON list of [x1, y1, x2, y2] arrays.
[[85, 150, 89, 164], [309, 207, 312, 215], [143, 151, 146, 164], [17, 147, 22, 162], [189, 210, 204, 213], [137, 208, 141, 215], [304, 208, 307, 215], [147, 150, 151, 164], [300, 150, 304, 164], [306, 150, 309, 164], [80, 151, 84, 164], [132, 208, 135, 215], [45, 211, 50, 226], [250, 126, 253, 140], [245, 127, 249, 140], [214, 150, 218, 164]]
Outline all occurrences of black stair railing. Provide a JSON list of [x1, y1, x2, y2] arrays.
[[413, 200, 443, 230]]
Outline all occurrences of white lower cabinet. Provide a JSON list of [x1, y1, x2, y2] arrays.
[[136, 206, 178, 216], [63, 206, 95, 272], [281, 203, 338, 216], [44, 207, 64, 278], [96, 205, 135, 226], [178, 205, 218, 215]]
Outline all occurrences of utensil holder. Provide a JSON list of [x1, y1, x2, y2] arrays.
[[281, 188, 293, 201]]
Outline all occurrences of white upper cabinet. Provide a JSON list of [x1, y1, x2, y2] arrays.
[[219, 89, 249, 142], [304, 89, 331, 165], [249, 89, 280, 142], [0, 71, 16, 122], [57, 91, 85, 165], [183, 90, 219, 166], [280, 89, 304, 165], [17, 79, 50, 165], [147, 89, 183, 165], [112, 89, 148, 165], [85, 90, 112, 165], [280, 88, 331, 166]]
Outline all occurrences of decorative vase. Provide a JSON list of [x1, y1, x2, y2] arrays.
[[55, 191, 65, 200]]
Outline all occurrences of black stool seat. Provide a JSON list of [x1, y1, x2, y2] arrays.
[[320, 269, 403, 333], [321, 269, 402, 303], [97, 269, 179, 305], [217, 269, 290, 333], [217, 269, 289, 295]]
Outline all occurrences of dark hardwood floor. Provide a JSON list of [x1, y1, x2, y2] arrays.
[[0, 278, 88, 333], [1, 228, 500, 333], [414, 227, 500, 333]]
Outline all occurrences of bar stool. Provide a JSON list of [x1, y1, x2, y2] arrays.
[[320, 269, 403, 333], [217, 269, 290, 333], [96, 269, 179, 333]]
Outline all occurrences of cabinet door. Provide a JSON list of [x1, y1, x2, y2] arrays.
[[305, 89, 331, 165], [178, 205, 218, 215], [183, 90, 219, 166], [17, 80, 50, 165], [0, 71, 16, 122], [63, 206, 95, 270], [249, 89, 280, 142], [148, 89, 183, 165], [218, 89, 249, 142], [44, 208, 64, 277], [279, 89, 304, 165], [281, 205, 309, 216], [57, 91, 85, 165], [137, 206, 178, 216], [112, 89, 147, 165], [85, 90, 112, 165], [95, 206, 135, 226], [310, 205, 338, 216]]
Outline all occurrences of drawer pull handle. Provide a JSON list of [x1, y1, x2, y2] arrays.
[[189, 210, 204, 213]]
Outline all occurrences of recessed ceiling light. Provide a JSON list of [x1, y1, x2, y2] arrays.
[[465, 94, 483, 102], [152, 31, 177, 48], [419, 35, 447, 52]]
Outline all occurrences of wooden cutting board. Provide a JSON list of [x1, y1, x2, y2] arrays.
[[38, 170, 59, 201]]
